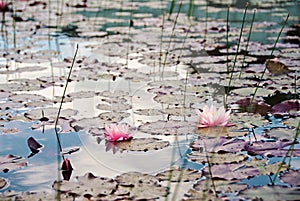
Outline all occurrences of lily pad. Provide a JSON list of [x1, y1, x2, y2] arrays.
[[280, 169, 300, 186], [0, 177, 7, 190], [0, 154, 27, 173], [191, 137, 246, 153], [197, 126, 247, 137], [156, 168, 202, 182], [244, 140, 300, 157], [138, 120, 196, 135], [264, 127, 298, 141], [239, 185, 300, 201], [244, 158, 288, 175], [283, 117, 300, 128], [115, 171, 168, 200], [24, 108, 78, 120], [117, 138, 169, 152], [188, 151, 247, 165], [271, 99, 300, 117], [202, 163, 259, 180], [53, 172, 117, 198], [193, 179, 247, 195]]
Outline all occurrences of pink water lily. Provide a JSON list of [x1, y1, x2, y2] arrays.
[[197, 105, 232, 128], [104, 124, 133, 142]]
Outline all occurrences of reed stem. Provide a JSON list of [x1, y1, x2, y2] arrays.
[[225, 2, 248, 104], [251, 12, 289, 104], [55, 44, 79, 153], [239, 8, 256, 78]]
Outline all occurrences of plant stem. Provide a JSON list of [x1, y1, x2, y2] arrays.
[[271, 120, 300, 185], [162, 0, 182, 78], [250, 12, 289, 104], [225, 2, 248, 104], [168, 0, 176, 20], [55, 44, 79, 152], [239, 8, 256, 78], [226, 5, 230, 73]]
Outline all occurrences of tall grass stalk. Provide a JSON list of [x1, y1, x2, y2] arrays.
[[225, 2, 248, 104], [187, 0, 194, 21], [12, 2, 16, 48], [204, 141, 217, 197], [271, 120, 300, 185], [162, 0, 183, 78], [125, 0, 134, 66], [55, 44, 79, 153], [226, 5, 230, 72], [239, 8, 256, 78], [203, 1, 208, 43], [250, 12, 289, 104], [168, 0, 176, 20]]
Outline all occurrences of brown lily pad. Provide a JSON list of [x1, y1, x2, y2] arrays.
[[117, 138, 169, 152]]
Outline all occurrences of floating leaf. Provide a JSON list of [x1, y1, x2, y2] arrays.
[[191, 137, 246, 153], [188, 151, 247, 165], [27, 137, 43, 158], [244, 140, 300, 157], [271, 99, 300, 117], [61, 147, 80, 155], [283, 117, 300, 128], [0, 154, 27, 173], [156, 168, 202, 182], [53, 172, 117, 198], [244, 158, 288, 175], [280, 169, 300, 186], [197, 126, 247, 137], [25, 108, 78, 120], [184, 188, 223, 201], [0, 177, 7, 190], [266, 58, 290, 75], [115, 172, 168, 200], [193, 179, 247, 195], [117, 138, 169, 152], [0, 127, 19, 134], [138, 120, 196, 135], [235, 97, 271, 115], [239, 185, 300, 201], [265, 128, 298, 141], [202, 163, 259, 180]]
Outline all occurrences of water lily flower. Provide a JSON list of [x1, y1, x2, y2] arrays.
[[0, 1, 8, 12], [104, 124, 133, 142], [197, 105, 232, 128]]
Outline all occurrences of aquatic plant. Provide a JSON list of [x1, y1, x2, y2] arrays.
[[197, 105, 232, 128], [104, 123, 133, 142]]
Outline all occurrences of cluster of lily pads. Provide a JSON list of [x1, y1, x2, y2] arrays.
[[0, 0, 299, 200]]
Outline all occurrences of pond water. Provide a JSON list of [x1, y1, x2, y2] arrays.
[[0, 0, 299, 200]]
